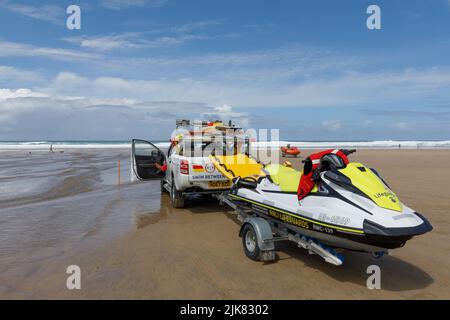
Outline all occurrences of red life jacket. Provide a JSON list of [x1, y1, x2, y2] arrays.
[[297, 149, 349, 201]]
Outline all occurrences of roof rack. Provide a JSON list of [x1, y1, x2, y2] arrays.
[[176, 119, 241, 131], [176, 119, 191, 128]]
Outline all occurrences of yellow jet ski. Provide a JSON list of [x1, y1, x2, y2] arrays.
[[212, 150, 433, 265]]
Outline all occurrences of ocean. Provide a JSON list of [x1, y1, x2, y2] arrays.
[[1, 140, 450, 150]]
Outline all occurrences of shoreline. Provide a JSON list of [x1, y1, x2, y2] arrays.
[[1, 139, 450, 151]]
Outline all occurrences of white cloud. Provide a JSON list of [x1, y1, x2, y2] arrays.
[[62, 20, 225, 51], [0, 88, 142, 113], [0, 40, 101, 62], [170, 20, 223, 33], [322, 120, 342, 131], [99, 0, 168, 10], [0, 1, 64, 25], [0, 66, 42, 83], [128, 46, 346, 68], [63, 33, 209, 51], [122, 46, 361, 86], [0, 88, 49, 102], [2, 64, 450, 139], [390, 122, 410, 130], [201, 104, 250, 127], [0, 86, 213, 139], [35, 65, 450, 110], [41, 72, 251, 106], [62, 33, 145, 51]]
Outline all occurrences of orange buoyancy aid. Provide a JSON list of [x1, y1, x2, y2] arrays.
[[297, 149, 349, 201]]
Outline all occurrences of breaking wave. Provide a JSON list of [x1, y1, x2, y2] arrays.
[[1, 140, 450, 150]]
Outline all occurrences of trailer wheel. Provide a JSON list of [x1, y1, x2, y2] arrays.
[[170, 178, 185, 208], [242, 224, 261, 261]]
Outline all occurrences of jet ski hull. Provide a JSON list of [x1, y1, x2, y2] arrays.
[[213, 154, 433, 264], [228, 193, 432, 252]]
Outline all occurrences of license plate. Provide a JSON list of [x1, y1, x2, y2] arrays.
[[208, 180, 231, 188]]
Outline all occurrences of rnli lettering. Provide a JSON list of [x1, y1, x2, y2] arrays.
[[252, 204, 340, 235], [268, 209, 309, 229]]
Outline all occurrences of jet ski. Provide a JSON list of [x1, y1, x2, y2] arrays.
[[212, 150, 433, 265]]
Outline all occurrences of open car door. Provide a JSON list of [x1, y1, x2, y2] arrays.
[[132, 139, 166, 180]]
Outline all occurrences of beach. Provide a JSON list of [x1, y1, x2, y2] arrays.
[[0, 148, 449, 299]]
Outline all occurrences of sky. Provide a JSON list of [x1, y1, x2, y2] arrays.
[[1, 0, 450, 141]]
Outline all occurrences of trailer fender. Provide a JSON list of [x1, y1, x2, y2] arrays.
[[239, 217, 275, 251]]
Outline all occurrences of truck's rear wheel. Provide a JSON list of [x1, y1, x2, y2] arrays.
[[170, 179, 185, 208]]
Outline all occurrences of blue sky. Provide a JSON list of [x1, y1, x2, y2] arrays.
[[0, 0, 450, 140]]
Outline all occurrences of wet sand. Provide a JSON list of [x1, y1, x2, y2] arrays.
[[1, 149, 449, 299]]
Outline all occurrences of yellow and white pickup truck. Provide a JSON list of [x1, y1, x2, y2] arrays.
[[131, 120, 250, 208]]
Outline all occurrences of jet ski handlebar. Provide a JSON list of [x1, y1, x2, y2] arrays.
[[342, 149, 356, 156]]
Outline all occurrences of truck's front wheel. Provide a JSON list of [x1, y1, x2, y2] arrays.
[[170, 178, 185, 208]]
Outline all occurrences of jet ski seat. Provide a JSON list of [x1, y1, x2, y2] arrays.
[[263, 164, 301, 192]]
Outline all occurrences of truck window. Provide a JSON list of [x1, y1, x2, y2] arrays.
[[179, 136, 250, 157], [175, 143, 183, 156]]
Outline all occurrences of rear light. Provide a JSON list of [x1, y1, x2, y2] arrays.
[[180, 160, 189, 175]]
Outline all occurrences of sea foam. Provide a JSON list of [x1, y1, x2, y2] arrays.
[[1, 140, 449, 150]]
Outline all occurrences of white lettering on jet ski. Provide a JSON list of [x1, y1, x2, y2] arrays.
[[318, 213, 350, 226], [374, 191, 395, 199]]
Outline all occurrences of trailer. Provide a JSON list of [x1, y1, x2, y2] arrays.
[[214, 192, 346, 266]]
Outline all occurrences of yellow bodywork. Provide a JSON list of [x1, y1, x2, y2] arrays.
[[209, 154, 264, 181], [210, 155, 302, 192], [339, 163, 402, 212], [210, 154, 401, 212], [264, 164, 301, 192]]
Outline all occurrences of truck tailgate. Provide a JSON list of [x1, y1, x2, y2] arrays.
[[189, 158, 228, 182]]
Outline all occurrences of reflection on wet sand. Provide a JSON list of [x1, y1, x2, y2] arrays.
[[133, 195, 170, 229], [133, 193, 234, 229], [0, 149, 162, 275]]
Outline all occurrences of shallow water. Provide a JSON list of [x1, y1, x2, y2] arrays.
[[0, 149, 163, 274]]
